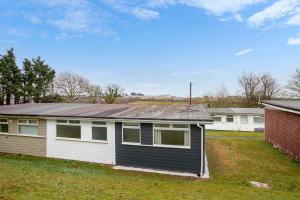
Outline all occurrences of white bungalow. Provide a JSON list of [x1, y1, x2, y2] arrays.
[[206, 108, 264, 132]]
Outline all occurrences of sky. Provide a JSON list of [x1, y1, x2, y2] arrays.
[[0, 0, 300, 97]]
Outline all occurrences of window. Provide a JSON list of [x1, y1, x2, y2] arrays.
[[254, 116, 264, 124], [154, 124, 190, 147], [92, 121, 107, 141], [18, 119, 38, 135], [56, 120, 81, 139], [0, 118, 8, 133], [122, 122, 140, 144], [212, 116, 222, 122], [226, 115, 234, 123], [240, 115, 248, 124]]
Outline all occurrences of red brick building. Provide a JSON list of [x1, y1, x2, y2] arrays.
[[262, 101, 300, 161]]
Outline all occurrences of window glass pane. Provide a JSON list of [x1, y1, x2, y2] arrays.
[[0, 119, 7, 123], [226, 115, 234, 122], [173, 124, 189, 129], [123, 122, 139, 127], [18, 119, 27, 124], [240, 116, 248, 124], [0, 124, 8, 133], [154, 124, 170, 128], [254, 117, 264, 124], [92, 127, 107, 141], [29, 119, 38, 124], [155, 130, 189, 146], [213, 117, 222, 122], [57, 120, 67, 124], [69, 120, 80, 124], [92, 121, 106, 126], [123, 128, 140, 143], [57, 125, 81, 139], [19, 125, 38, 135]]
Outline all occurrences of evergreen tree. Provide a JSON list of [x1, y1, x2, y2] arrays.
[[0, 55, 5, 105], [0, 48, 21, 105], [22, 58, 35, 103], [32, 57, 55, 103]]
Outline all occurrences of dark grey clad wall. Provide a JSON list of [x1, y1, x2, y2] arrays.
[[115, 122, 203, 174]]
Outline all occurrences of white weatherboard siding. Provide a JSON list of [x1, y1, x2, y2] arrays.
[[206, 115, 264, 132], [46, 119, 116, 165]]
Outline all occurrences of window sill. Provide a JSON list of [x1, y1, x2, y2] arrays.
[[55, 137, 108, 144], [121, 142, 191, 149], [0, 132, 44, 138], [122, 142, 141, 146], [153, 144, 191, 149]]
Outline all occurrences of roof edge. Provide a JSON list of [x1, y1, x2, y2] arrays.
[[261, 102, 300, 115], [0, 113, 213, 124]]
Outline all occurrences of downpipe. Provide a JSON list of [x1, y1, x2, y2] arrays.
[[197, 122, 204, 177]]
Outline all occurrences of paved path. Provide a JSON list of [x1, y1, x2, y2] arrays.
[[206, 135, 264, 141]]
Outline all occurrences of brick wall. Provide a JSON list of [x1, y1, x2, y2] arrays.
[[265, 108, 300, 161]]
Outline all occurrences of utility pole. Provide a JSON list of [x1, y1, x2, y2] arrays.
[[189, 82, 192, 105]]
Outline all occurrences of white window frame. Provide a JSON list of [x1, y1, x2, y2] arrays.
[[56, 119, 81, 139], [212, 115, 222, 123], [122, 122, 141, 145], [226, 115, 234, 123], [254, 116, 265, 124], [153, 123, 191, 149], [0, 118, 8, 133], [91, 121, 107, 142], [18, 119, 38, 136], [240, 115, 248, 124]]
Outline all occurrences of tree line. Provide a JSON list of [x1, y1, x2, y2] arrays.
[[54, 72, 124, 104], [0, 48, 124, 105], [0, 48, 55, 105], [202, 69, 300, 108]]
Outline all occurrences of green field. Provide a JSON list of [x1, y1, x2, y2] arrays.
[[0, 133, 299, 199]]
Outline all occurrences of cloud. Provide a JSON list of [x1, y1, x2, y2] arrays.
[[104, 0, 265, 22], [23, 0, 111, 36], [248, 0, 300, 26], [235, 48, 253, 56], [0, 26, 30, 37], [103, 0, 159, 20], [149, 0, 266, 15], [287, 13, 300, 25], [287, 36, 300, 45], [132, 7, 159, 20]]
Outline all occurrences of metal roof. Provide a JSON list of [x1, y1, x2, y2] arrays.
[[262, 100, 300, 112], [0, 103, 212, 122], [207, 107, 264, 115]]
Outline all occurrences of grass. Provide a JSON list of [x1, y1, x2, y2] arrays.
[[0, 133, 300, 199], [206, 130, 265, 139]]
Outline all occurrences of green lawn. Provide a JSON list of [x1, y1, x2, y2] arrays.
[[206, 130, 265, 139], [0, 136, 299, 199]]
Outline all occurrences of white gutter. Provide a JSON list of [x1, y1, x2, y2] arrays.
[[197, 122, 204, 176], [262, 103, 300, 115]]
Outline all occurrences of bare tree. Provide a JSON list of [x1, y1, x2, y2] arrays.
[[216, 84, 229, 99], [259, 73, 280, 100], [238, 72, 260, 104], [54, 72, 90, 102], [87, 84, 102, 103], [287, 68, 300, 98], [214, 84, 229, 107], [103, 84, 124, 104]]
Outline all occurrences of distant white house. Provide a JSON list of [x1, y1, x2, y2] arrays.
[[206, 108, 265, 132]]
